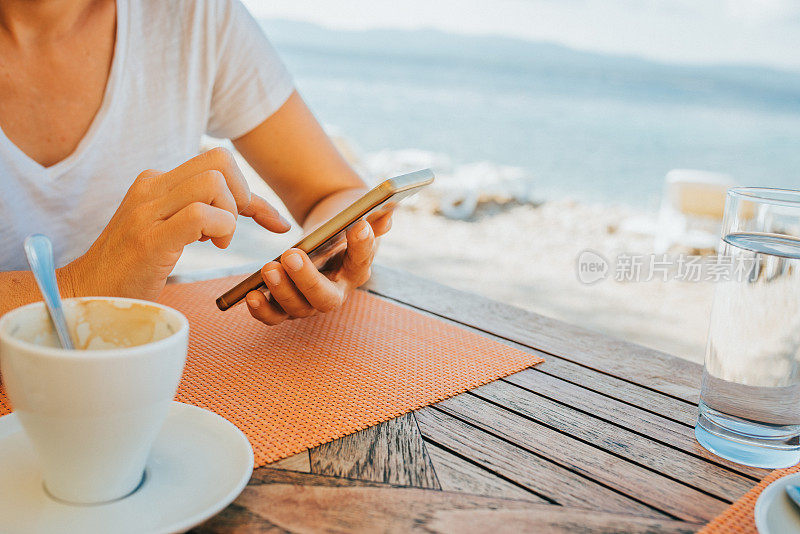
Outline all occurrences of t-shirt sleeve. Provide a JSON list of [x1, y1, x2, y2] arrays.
[[206, 0, 295, 139]]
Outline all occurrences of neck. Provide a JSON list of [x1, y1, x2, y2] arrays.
[[0, 0, 101, 44]]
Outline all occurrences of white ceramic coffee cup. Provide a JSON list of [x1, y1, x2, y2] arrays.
[[0, 297, 188, 504]]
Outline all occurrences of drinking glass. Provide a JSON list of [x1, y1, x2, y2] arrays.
[[695, 187, 800, 468]]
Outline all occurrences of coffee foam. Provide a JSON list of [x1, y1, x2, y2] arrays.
[[70, 300, 175, 350], [7, 299, 176, 350]]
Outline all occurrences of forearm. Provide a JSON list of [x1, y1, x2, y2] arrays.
[[0, 264, 80, 317], [233, 92, 368, 226]]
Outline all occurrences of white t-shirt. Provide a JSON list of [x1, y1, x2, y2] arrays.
[[0, 0, 294, 271]]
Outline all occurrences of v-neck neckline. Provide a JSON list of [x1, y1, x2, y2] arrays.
[[0, 0, 129, 181]]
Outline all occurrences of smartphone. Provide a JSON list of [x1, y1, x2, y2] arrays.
[[215, 168, 435, 311]]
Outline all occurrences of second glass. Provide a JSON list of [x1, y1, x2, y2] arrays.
[[695, 187, 800, 468]]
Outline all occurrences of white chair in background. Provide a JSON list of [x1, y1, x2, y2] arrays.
[[654, 169, 735, 253]]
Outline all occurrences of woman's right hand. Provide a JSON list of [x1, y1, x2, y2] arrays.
[[63, 147, 291, 301]]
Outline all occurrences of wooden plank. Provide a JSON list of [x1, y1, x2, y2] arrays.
[[434, 394, 728, 523], [249, 466, 387, 487], [196, 469, 700, 534], [505, 369, 769, 479], [473, 380, 757, 501], [310, 413, 440, 489], [365, 265, 703, 403], [534, 356, 698, 426], [264, 451, 310, 472], [424, 441, 544, 502], [191, 503, 270, 533], [415, 407, 665, 518]]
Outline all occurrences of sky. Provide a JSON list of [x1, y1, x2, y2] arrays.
[[241, 0, 800, 71]]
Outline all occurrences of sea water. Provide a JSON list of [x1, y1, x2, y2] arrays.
[[696, 232, 800, 468], [263, 21, 800, 207]]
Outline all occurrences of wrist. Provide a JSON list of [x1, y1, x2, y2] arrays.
[[302, 187, 367, 229], [57, 255, 93, 298]]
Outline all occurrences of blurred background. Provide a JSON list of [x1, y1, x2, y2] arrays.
[[177, 0, 800, 363]]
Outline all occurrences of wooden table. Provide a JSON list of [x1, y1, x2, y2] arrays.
[[180, 265, 767, 533]]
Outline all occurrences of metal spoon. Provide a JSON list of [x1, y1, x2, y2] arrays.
[[23, 234, 75, 350]]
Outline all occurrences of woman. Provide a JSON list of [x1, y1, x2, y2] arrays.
[[0, 0, 389, 324]]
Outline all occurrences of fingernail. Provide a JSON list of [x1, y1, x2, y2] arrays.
[[279, 214, 292, 227], [265, 269, 280, 285], [284, 252, 303, 271], [247, 294, 260, 308], [357, 224, 370, 240]]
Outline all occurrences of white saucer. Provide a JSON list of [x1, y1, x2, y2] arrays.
[[0, 402, 253, 534], [755, 472, 800, 534]]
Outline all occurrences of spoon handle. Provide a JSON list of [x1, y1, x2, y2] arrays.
[[23, 234, 75, 350]]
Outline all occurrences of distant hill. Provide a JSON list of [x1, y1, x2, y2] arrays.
[[259, 19, 800, 112]]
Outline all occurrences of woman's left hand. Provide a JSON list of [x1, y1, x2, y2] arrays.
[[245, 211, 392, 325]]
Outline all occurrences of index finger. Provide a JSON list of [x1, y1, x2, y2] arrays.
[[161, 147, 251, 211]]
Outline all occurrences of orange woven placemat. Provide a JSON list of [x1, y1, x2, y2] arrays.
[[0, 276, 543, 467], [701, 464, 800, 533]]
